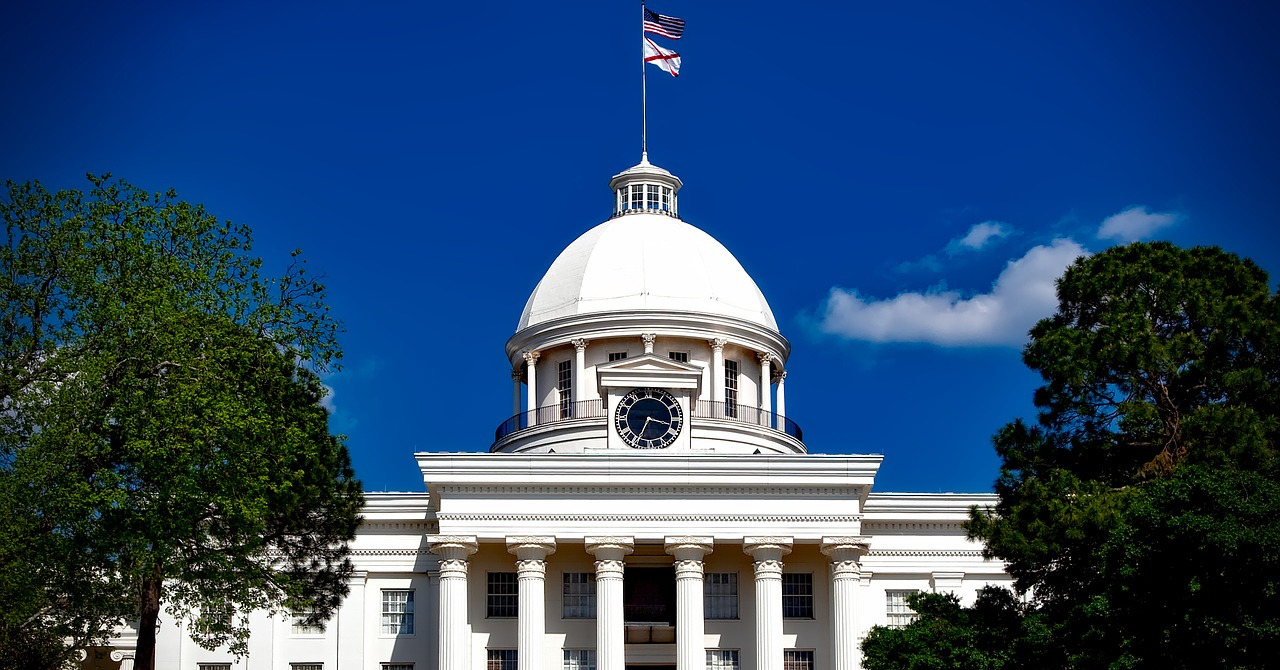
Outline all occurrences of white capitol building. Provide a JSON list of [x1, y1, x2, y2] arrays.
[[98, 155, 1012, 670]]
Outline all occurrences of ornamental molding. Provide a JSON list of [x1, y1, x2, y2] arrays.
[[440, 513, 861, 523], [523, 351, 541, 365], [673, 559, 705, 579], [861, 521, 967, 532], [515, 559, 548, 577], [709, 338, 727, 351], [351, 548, 434, 556], [439, 558, 469, 578], [110, 651, 135, 662], [362, 520, 434, 531], [752, 559, 784, 577], [571, 338, 589, 351], [438, 485, 861, 497], [594, 559, 626, 579], [830, 560, 862, 579], [867, 549, 988, 557]]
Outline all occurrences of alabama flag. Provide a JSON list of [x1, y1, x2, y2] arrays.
[[643, 37, 681, 77]]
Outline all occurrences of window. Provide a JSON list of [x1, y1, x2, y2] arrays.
[[608, 352, 627, 362], [706, 650, 739, 670], [381, 590, 414, 635], [558, 360, 573, 418], [292, 665, 324, 670], [629, 185, 644, 211], [886, 590, 920, 628], [488, 650, 518, 670], [668, 351, 689, 363], [783, 651, 814, 670], [724, 359, 739, 417], [646, 184, 661, 210], [661, 186, 672, 211], [782, 573, 813, 618], [563, 572, 596, 618], [488, 572, 519, 617], [291, 608, 325, 635], [564, 649, 596, 670], [704, 572, 738, 619]]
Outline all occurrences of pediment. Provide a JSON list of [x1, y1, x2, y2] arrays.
[[597, 353, 704, 393]]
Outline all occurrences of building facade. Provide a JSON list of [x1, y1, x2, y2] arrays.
[[94, 156, 1011, 670]]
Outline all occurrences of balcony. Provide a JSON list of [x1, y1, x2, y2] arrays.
[[492, 399, 802, 445]]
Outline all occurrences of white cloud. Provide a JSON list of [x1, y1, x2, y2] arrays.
[[1096, 206, 1178, 242], [947, 221, 1011, 254], [319, 381, 336, 414], [819, 238, 1088, 347]]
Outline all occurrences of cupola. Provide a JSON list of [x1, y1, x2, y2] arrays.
[[609, 151, 682, 218]]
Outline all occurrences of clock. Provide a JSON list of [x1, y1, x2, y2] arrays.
[[614, 388, 684, 449]]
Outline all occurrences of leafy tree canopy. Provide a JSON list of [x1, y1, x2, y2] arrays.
[[864, 242, 1280, 670], [0, 175, 364, 669]]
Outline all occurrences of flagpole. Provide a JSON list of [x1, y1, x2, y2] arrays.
[[641, 0, 648, 158]]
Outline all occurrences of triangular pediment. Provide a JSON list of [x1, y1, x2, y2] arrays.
[[597, 353, 704, 393]]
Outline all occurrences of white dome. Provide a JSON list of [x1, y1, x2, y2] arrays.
[[518, 213, 778, 331]]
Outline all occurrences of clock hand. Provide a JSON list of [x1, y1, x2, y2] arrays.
[[639, 416, 653, 436], [650, 418, 670, 427]]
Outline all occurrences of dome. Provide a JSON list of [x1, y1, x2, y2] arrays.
[[517, 213, 779, 331]]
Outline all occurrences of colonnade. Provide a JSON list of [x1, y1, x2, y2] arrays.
[[510, 337, 791, 430], [427, 535, 869, 670]]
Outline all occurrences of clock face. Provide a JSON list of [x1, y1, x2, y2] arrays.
[[614, 388, 684, 449]]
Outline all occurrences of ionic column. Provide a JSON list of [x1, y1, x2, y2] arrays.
[[587, 537, 635, 670], [429, 536, 479, 670], [775, 371, 787, 431], [524, 351, 540, 425], [710, 338, 726, 408], [572, 339, 589, 403], [822, 537, 871, 670], [666, 537, 714, 670], [642, 333, 656, 355], [508, 536, 557, 670], [512, 368, 523, 417], [109, 651, 134, 670], [744, 537, 792, 670], [758, 354, 774, 421]]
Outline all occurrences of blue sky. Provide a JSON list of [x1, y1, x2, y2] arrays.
[[3, 1, 1278, 493]]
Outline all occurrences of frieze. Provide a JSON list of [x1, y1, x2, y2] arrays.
[[867, 549, 988, 557]]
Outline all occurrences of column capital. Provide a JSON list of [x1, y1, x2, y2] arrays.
[[664, 536, 714, 559], [428, 535, 480, 559], [512, 368, 524, 381], [743, 537, 793, 557], [642, 333, 656, 354], [773, 369, 787, 383], [758, 352, 774, 365], [523, 350, 541, 365], [586, 536, 635, 558], [507, 535, 557, 560], [571, 338, 589, 351], [709, 337, 727, 351], [820, 536, 871, 561]]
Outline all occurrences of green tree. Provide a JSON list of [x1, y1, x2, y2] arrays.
[[861, 587, 1054, 670], [962, 242, 1280, 669], [0, 175, 364, 669]]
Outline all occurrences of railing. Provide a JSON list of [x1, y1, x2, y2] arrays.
[[493, 398, 803, 444], [493, 399, 606, 442], [692, 400, 803, 441]]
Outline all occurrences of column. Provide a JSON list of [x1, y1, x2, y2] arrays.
[[572, 339, 589, 403], [109, 651, 134, 670], [744, 537, 792, 670], [336, 570, 368, 670], [666, 537, 714, 670], [822, 537, 870, 670], [758, 354, 773, 422], [709, 338, 726, 410], [512, 368, 523, 418], [642, 333, 656, 355], [508, 536, 557, 670], [587, 537, 635, 670], [775, 371, 787, 431], [524, 351, 540, 425], [430, 536, 479, 670]]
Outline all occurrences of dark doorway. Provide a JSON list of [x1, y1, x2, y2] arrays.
[[624, 567, 676, 626]]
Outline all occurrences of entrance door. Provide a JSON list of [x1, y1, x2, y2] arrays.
[[624, 567, 677, 626]]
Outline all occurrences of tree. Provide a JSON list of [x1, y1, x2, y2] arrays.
[[860, 587, 1054, 670], [961, 242, 1280, 669], [0, 175, 364, 669]]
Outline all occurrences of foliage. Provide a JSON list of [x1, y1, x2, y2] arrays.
[[861, 587, 1055, 670], [864, 242, 1280, 669], [0, 175, 364, 668]]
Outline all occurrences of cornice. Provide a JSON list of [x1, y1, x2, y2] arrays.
[[861, 521, 968, 532], [506, 309, 791, 366], [867, 549, 991, 558], [438, 513, 861, 523], [437, 485, 862, 497]]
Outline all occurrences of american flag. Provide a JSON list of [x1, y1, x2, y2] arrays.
[[643, 8, 685, 40]]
